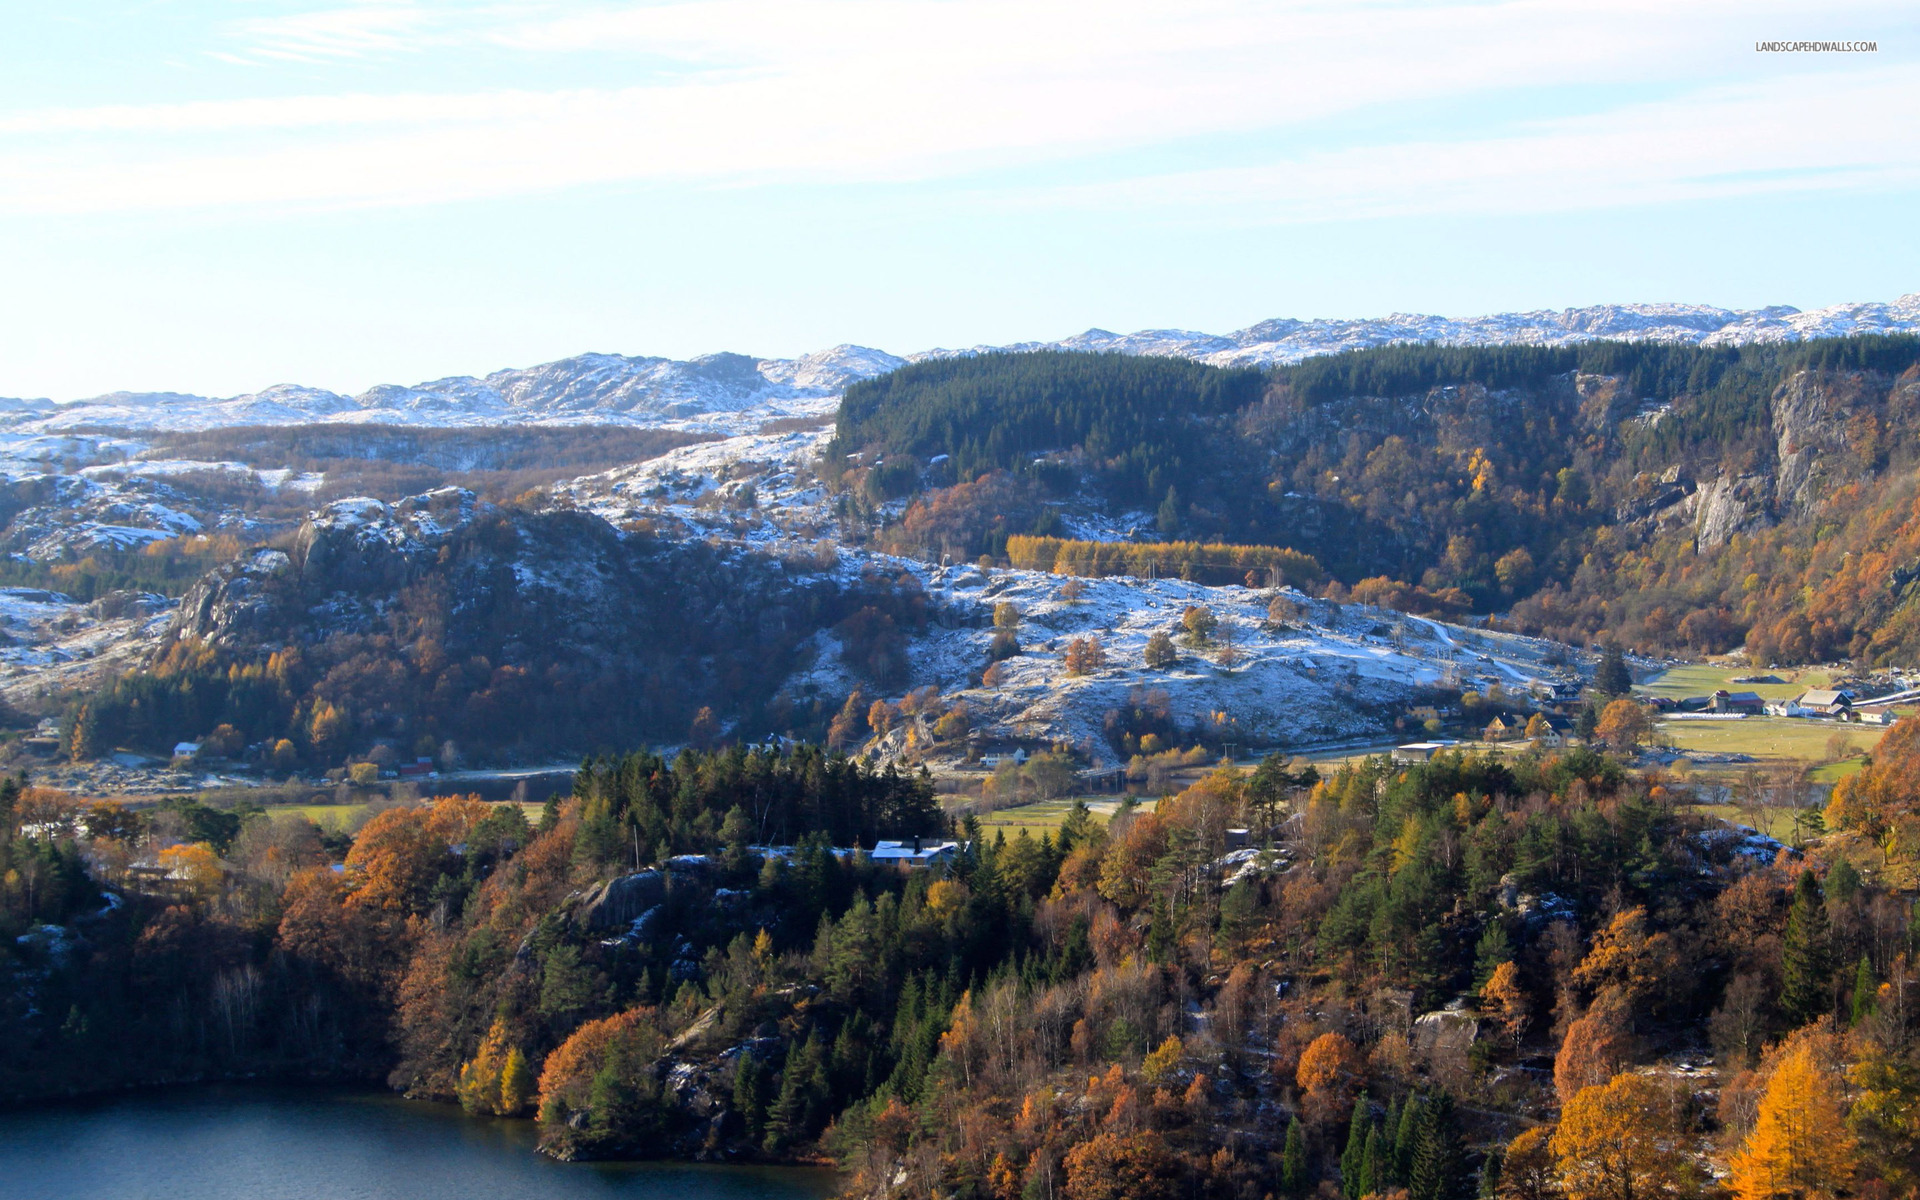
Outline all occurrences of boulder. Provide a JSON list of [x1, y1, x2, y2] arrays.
[[578, 869, 666, 931], [1412, 1008, 1479, 1063]]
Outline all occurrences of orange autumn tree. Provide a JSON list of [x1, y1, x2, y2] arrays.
[[1063, 1130, 1180, 1200], [1481, 960, 1532, 1053], [1555, 989, 1635, 1104], [1500, 1127, 1558, 1200], [158, 842, 224, 902], [345, 795, 489, 913], [535, 1007, 666, 1154], [1295, 1031, 1365, 1126], [1728, 1028, 1856, 1200], [1571, 906, 1678, 1013], [1827, 716, 1920, 856], [1551, 1072, 1694, 1200]]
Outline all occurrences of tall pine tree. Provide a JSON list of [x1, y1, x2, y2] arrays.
[[1341, 1093, 1372, 1200], [1408, 1090, 1467, 1200], [1780, 869, 1833, 1026], [1393, 1093, 1422, 1187], [1281, 1118, 1309, 1196], [1360, 1126, 1382, 1198], [1593, 644, 1632, 696]]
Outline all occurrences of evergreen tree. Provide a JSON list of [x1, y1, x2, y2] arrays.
[[1477, 1144, 1501, 1200], [1593, 644, 1632, 697], [1341, 1093, 1372, 1200], [1157, 486, 1183, 536], [732, 1051, 769, 1143], [1408, 1090, 1466, 1200], [1359, 1125, 1382, 1198], [1147, 896, 1175, 963], [1780, 868, 1834, 1026], [1281, 1117, 1309, 1196], [1826, 856, 1861, 904], [1574, 699, 1600, 742], [1850, 956, 1878, 1025], [764, 1032, 825, 1153], [1471, 922, 1514, 990], [1392, 1093, 1421, 1186]]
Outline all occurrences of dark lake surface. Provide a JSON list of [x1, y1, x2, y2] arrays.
[[0, 1084, 841, 1200]]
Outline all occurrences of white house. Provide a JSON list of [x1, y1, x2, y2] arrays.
[[870, 838, 962, 868]]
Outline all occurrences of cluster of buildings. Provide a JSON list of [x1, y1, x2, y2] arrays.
[[1650, 685, 1902, 724]]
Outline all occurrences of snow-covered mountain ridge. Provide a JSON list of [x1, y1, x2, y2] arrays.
[[7, 294, 1917, 435]]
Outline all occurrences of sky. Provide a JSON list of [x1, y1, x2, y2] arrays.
[[0, 1, 1915, 401]]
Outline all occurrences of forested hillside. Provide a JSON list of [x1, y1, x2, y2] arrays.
[[6, 732, 1918, 1192], [832, 337, 1920, 664], [62, 494, 922, 767]]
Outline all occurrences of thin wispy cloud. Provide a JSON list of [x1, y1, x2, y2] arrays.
[[0, 0, 1912, 220], [3, 1, 1920, 220], [1011, 67, 1920, 225], [223, 0, 446, 63]]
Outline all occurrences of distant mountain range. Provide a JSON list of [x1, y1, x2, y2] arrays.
[[7, 293, 1917, 433]]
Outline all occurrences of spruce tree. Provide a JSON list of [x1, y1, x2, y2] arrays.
[[1477, 1145, 1502, 1200], [733, 1051, 768, 1143], [1281, 1117, 1308, 1196], [1408, 1090, 1466, 1200], [1780, 868, 1833, 1025], [1157, 486, 1183, 536], [1359, 1125, 1382, 1198], [1826, 856, 1861, 904], [764, 1035, 816, 1153], [1850, 956, 1878, 1025], [1594, 644, 1632, 697], [1341, 1093, 1372, 1200], [1392, 1093, 1421, 1187]]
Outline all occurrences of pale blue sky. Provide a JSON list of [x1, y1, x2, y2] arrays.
[[1, 1, 1915, 400]]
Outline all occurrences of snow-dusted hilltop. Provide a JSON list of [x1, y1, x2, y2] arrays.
[[949, 293, 1920, 369], [7, 293, 1917, 433], [0, 344, 904, 435]]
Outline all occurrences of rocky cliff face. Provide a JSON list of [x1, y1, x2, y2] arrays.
[[1771, 370, 1878, 512], [1610, 366, 1920, 552]]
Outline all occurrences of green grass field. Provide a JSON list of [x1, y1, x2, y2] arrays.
[[1809, 756, 1870, 784], [1686, 802, 1808, 842], [261, 800, 544, 829], [967, 796, 1123, 833], [1640, 661, 1836, 702], [1657, 714, 1881, 769]]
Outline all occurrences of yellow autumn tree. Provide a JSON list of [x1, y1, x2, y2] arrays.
[[1501, 1126, 1559, 1200], [1142, 1036, 1183, 1084], [1727, 1032, 1855, 1200], [159, 842, 224, 902], [940, 989, 981, 1086], [1551, 1072, 1692, 1200], [458, 1017, 533, 1116]]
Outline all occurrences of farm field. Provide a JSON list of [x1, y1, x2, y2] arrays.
[[1685, 802, 1810, 843], [1639, 661, 1837, 702], [967, 795, 1123, 834], [265, 799, 544, 829], [1658, 714, 1881, 769]]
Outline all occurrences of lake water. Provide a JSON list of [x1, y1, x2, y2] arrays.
[[0, 1085, 841, 1200]]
